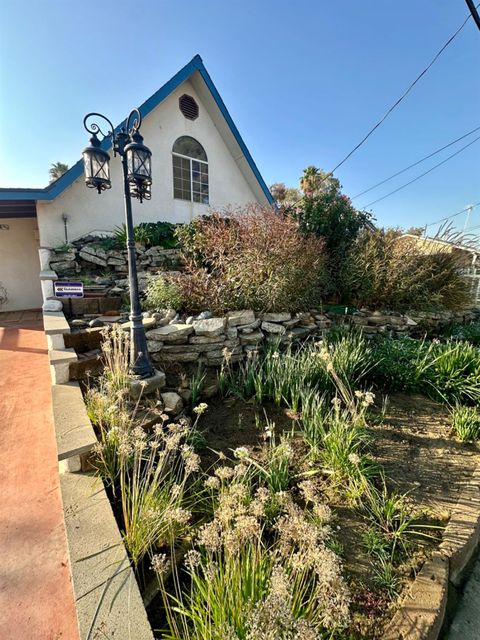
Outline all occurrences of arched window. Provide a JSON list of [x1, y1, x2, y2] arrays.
[[172, 136, 209, 204]]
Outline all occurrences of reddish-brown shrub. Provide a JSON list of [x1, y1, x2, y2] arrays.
[[174, 206, 326, 313]]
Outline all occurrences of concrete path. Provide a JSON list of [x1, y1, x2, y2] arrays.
[[0, 317, 79, 640], [447, 555, 480, 639]]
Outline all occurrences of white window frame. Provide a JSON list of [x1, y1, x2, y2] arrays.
[[172, 151, 209, 204]]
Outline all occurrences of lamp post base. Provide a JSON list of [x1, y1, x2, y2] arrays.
[[129, 368, 166, 400]]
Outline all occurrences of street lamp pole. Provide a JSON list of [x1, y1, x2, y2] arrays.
[[82, 109, 155, 379]]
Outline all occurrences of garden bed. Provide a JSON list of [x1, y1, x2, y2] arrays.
[[142, 393, 479, 638], [80, 324, 480, 639]]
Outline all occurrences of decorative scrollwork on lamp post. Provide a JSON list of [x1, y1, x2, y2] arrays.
[[82, 108, 154, 379]]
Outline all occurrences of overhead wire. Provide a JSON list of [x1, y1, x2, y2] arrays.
[[287, 4, 479, 209], [465, 0, 480, 30], [424, 202, 480, 228], [351, 125, 480, 200], [360, 135, 480, 209], [325, 6, 477, 177]]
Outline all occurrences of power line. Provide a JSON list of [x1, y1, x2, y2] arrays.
[[352, 125, 480, 200], [326, 6, 476, 177], [360, 135, 480, 209], [423, 201, 480, 229], [465, 0, 480, 30]]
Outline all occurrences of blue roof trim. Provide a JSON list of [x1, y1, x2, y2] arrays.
[[0, 55, 273, 205], [192, 58, 274, 205]]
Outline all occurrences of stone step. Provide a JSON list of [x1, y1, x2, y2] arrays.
[[51, 382, 97, 461]]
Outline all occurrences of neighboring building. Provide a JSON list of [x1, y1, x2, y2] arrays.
[[400, 233, 480, 305], [0, 55, 273, 311]]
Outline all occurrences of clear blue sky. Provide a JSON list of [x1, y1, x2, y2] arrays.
[[0, 0, 479, 231]]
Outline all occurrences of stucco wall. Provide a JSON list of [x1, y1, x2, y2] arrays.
[[37, 79, 260, 248], [0, 218, 42, 311]]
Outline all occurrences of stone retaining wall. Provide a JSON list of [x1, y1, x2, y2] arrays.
[[48, 236, 182, 297], [143, 307, 480, 369]]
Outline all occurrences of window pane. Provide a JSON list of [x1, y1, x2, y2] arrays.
[[172, 136, 207, 161], [172, 149, 208, 203]]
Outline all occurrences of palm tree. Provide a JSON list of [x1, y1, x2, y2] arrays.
[[299, 166, 339, 197], [49, 162, 69, 183]]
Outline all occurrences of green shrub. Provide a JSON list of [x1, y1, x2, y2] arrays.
[[114, 221, 177, 248], [425, 340, 480, 404], [450, 405, 480, 442], [443, 321, 480, 346], [370, 336, 480, 404], [370, 338, 431, 393], [144, 275, 182, 311], [344, 229, 470, 312], [291, 169, 372, 297], [175, 206, 327, 313]]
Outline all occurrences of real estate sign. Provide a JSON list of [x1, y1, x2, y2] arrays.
[[54, 281, 84, 298]]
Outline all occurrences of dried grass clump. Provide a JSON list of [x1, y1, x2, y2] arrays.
[[345, 228, 471, 311], [160, 470, 351, 639], [174, 205, 327, 313]]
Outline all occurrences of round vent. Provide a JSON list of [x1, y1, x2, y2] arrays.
[[179, 94, 199, 120]]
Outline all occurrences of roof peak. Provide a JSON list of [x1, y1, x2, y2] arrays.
[[0, 55, 273, 205]]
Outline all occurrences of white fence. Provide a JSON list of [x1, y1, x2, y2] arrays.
[[460, 266, 480, 305]]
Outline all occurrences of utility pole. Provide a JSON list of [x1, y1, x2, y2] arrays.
[[465, 0, 480, 31], [464, 204, 475, 230]]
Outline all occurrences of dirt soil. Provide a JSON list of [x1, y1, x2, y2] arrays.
[[194, 392, 480, 639]]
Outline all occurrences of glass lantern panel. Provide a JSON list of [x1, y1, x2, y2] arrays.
[[93, 156, 109, 180], [128, 148, 151, 177], [82, 152, 93, 178], [137, 151, 151, 177]]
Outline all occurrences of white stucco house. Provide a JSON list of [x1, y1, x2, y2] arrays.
[[0, 55, 273, 311]]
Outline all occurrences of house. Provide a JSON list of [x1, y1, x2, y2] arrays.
[[0, 55, 273, 312]]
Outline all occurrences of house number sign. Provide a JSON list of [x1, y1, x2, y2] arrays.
[[54, 281, 84, 298]]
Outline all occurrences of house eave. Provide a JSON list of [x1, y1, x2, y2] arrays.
[[0, 55, 273, 206]]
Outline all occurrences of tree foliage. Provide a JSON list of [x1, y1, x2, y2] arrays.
[[269, 182, 302, 206], [49, 162, 69, 183], [290, 167, 372, 296]]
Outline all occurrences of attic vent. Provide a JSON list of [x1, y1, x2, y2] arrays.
[[179, 94, 199, 120]]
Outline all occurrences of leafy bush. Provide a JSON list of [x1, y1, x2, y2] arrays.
[[344, 229, 470, 311], [450, 405, 480, 442], [160, 468, 351, 638], [370, 336, 480, 404], [114, 221, 177, 248], [144, 275, 182, 311], [425, 341, 480, 404], [443, 321, 480, 346], [175, 206, 327, 313], [369, 338, 431, 393], [291, 170, 372, 296]]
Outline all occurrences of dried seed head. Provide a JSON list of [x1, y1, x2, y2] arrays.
[[150, 553, 170, 577]]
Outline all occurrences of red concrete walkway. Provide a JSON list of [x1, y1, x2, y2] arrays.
[[0, 317, 79, 640]]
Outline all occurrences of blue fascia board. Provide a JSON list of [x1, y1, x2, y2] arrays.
[[0, 55, 273, 205], [193, 58, 274, 205]]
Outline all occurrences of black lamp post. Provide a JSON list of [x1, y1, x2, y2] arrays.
[[82, 108, 155, 379]]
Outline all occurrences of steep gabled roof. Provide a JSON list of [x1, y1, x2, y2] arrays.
[[0, 55, 273, 205]]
